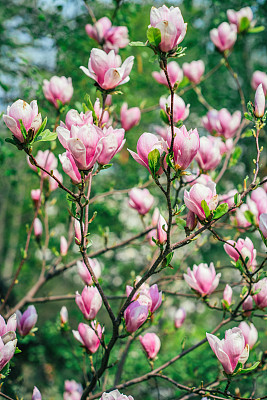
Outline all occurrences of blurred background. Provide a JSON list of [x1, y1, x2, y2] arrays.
[[0, 0, 267, 398]]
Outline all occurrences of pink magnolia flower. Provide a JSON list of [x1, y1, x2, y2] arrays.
[[126, 282, 162, 313], [96, 126, 125, 165], [254, 84, 265, 118], [224, 237, 257, 269], [77, 258, 101, 286], [16, 305, 38, 336], [149, 5, 187, 53], [33, 218, 42, 238], [184, 262, 221, 296], [174, 308, 186, 328], [251, 71, 267, 95], [85, 17, 112, 44], [128, 188, 154, 215], [75, 286, 102, 320], [227, 7, 254, 32], [149, 284, 162, 313], [184, 182, 218, 220], [202, 109, 241, 139], [206, 327, 249, 374], [186, 210, 197, 231], [223, 284, 233, 306], [160, 94, 190, 123], [124, 301, 149, 333], [210, 22, 237, 52], [139, 333, 161, 359], [253, 278, 267, 309], [93, 98, 111, 127], [31, 189, 41, 208], [242, 295, 253, 316], [259, 213, 267, 238], [100, 390, 134, 400], [60, 306, 68, 325], [128, 132, 167, 175], [59, 152, 85, 185], [3, 99, 40, 143], [239, 322, 258, 349], [74, 219, 82, 245], [63, 109, 93, 131], [250, 187, 267, 217], [80, 49, 134, 91], [120, 103, 141, 132], [152, 61, 183, 87], [0, 314, 16, 337], [64, 380, 82, 400], [28, 150, 58, 178], [182, 60, 205, 84], [60, 236, 68, 256], [195, 136, 222, 171], [32, 387, 42, 400], [0, 333, 17, 372], [73, 321, 103, 354], [157, 215, 168, 245], [43, 76, 73, 108]]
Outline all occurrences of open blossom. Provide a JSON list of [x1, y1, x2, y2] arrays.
[[43, 76, 73, 108], [80, 48, 134, 91], [32, 387, 42, 400], [174, 308, 186, 328], [16, 305, 38, 336], [60, 306, 68, 325], [124, 301, 149, 333], [210, 22, 237, 52], [3, 99, 40, 143], [239, 322, 258, 349], [223, 284, 233, 306], [206, 328, 249, 374], [73, 321, 103, 354], [254, 84, 265, 118], [242, 295, 253, 316], [128, 188, 154, 215], [60, 236, 68, 256], [120, 103, 141, 132], [251, 71, 267, 95], [224, 237, 257, 269], [100, 390, 134, 400], [77, 258, 101, 286], [75, 286, 102, 320], [259, 213, 267, 238], [149, 5, 187, 53], [184, 263, 221, 296], [96, 126, 125, 165], [202, 109, 241, 139], [160, 94, 190, 123], [195, 136, 222, 171], [33, 218, 43, 238], [253, 278, 267, 309], [64, 380, 83, 400], [182, 60, 205, 84], [152, 61, 183, 87], [184, 182, 218, 220], [227, 7, 254, 32], [139, 333, 161, 360]]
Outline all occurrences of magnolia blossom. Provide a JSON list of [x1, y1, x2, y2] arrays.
[[96, 126, 125, 165], [149, 5, 187, 53], [174, 308, 186, 328], [74, 219, 82, 245], [32, 387, 42, 400], [73, 321, 103, 354], [100, 390, 134, 400], [224, 237, 257, 269], [239, 322, 258, 349], [210, 22, 237, 52], [206, 328, 249, 374], [120, 103, 141, 131], [152, 61, 183, 87], [223, 284, 233, 306], [254, 84, 265, 118], [253, 278, 267, 309], [77, 258, 101, 286], [227, 7, 254, 32], [92, 99, 111, 127], [156, 214, 168, 245], [202, 109, 241, 139], [3, 99, 40, 143], [0, 315, 17, 371], [80, 48, 134, 91], [184, 182, 218, 220], [124, 301, 149, 333], [16, 305, 38, 337], [184, 263, 221, 296], [186, 210, 197, 231], [75, 286, 102, 320], [60, 306, 68, 325], [195, 136, 222, 171], [128, 188, 154, 215], [259, 213, 267, 238], [60, 236, 68, 256], [183, 60, 205, 84], [126, 282, 162, 313], [64, 380, 83, 400], [33, 218, 43, 238], [139, 333, 161, 359], [251, 71, 267, 95], [59, 152, 85, 184], [28, 149, 58, 179], [160, 94, 190, 123], [31, 189, 41, 208], [250, 187, 267, 217], [43, 76, 73, 108], [0, 314, 16, 337], [63, 109, 93, 131]]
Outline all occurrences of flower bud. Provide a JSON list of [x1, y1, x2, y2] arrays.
[[151, 208, 160, 227], [239, 322, 258, 349], [254, 84, 265, 118], [152, 61, 183, 87], [60, 306, 68, 325], [120, 103, 141, 132], [157, 215, 168, 245], [60, 236, 68, 256], [242, 295, 253, 316], [223, 284, 233, 306], [75, 286, 102, 320], [182, 60, 205, 84], [16, 305, 38, 336], [73, 321, 103, 354], [174, 308, 186, 328], [32, 387, 42, 400], [149, 284, 162, 313], [128, 188, 154, 215], [124, 301, 149, 333], [253, 278, 267, 309], [184, 263, 221, 296], [139, 333, 161, 360], [210, 22, 237, 52], [77, 258, 101, 286], [74, 220, 82, 245], [43, 76, 73, 108], [186, 210, 197, 231], [33, 218, 43, 239], [31, 189, 41, 208]]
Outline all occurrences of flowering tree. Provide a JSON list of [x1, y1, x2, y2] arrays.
[[0, 2, 267, 400]]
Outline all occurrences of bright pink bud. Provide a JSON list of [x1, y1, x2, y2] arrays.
[[31, 189, 41, 207], [251, 71, 267, 95], [16, 305, 38, 336], [224, 237, 257, 269], [60, 306, 68, 325], [43, 76, 73, 108], [128, 188, 154, 215], [149, 5, 187, 53], [100, 390, 133, 400], [96, 126, 125, 165], [254, 84, 265, 118], [227, 7, 254, 32], [73, 321, 103, 354], [60, 236, 68, 256], [259, 213, 267, 238], [32, 387, 42, 400], [184, 262, 221, 296], [239, 322, 258, 349], [120, 103, 141, 132], [184, 182, 218, 220], [210, 22, 237, 52], [75, 286, 102, 320], [195, 136, 222, 171], [63, 109, 93, 131], [74, 219, 82, 245], [139, 333, 161, 360], [174, 308, 186, 328], [206, 327, 249, 375], [3, 99, 39, 143], [152, 61, 183, 87], [80, 48, 134, 91], [242, 295, 253, 316], [160, 94, 190, 123], [124, 301, 149, 333], [253, 278, 267, 309], [0, 314, 16, 337], [223, 284, 233, 306], [93, 99, 111, 127], [202, 109, 241, 139], [149, 284, 162, 313], [77, 258, 101, 286], [33, 218, 42, 238], [157, 215, 168, 245], [59, 152, 84, 184], [183, 60, 205, 84], [186, 210, 197, 231], [85, 17, 112, 43]]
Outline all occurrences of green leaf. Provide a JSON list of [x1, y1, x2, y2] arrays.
[[34, 129, 57, 142], [84, 94, 97, 123], [241, 286, 248, 296], [129, 41, 146, 47], [201, 199, 210, 218], [35, 117, 47, 139], [19, 119, 27, 140], [147, 27, 161, 47], [240, 361, 260, 374], [213, 203, 229, 219], [241, 129, 253, 138], [244, 210, 255, 225], [165, 252, 174, 267], [248, 26, 265, 33], [101, 163, 113, 170], [244, 112, 254, 122], [234, 192, 241, 205], [235, 259, 244, 273], [14, 347, 22, 354], [166, 153, 175, 169], [160, 109, 169, 125], [239, 17, 250, 32], [148, 149, 161, 177], [176, 217, 186, 229], [247, 101, 254, 114]]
